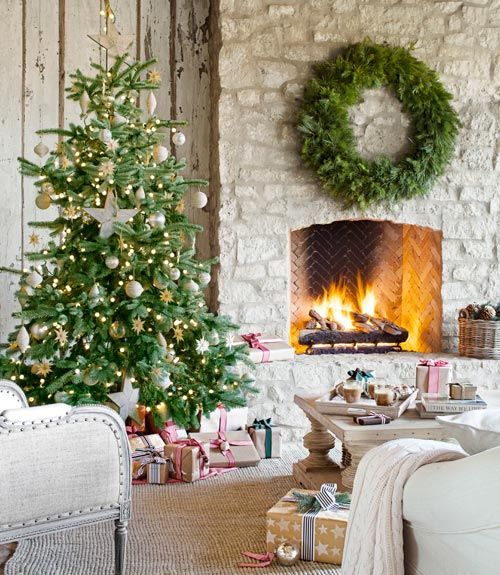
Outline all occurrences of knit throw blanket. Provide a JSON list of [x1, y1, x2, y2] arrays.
[[342, 438, 466, 575]]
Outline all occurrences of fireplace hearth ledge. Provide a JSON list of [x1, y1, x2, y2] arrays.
[[246, 352, 500, 444]]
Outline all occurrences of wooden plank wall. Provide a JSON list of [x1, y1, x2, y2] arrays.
[[0, 0, 211, 341]]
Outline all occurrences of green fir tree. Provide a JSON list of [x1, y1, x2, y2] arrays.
[[0, 42, 254, 428]]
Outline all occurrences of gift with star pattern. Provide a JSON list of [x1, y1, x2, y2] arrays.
[[266, 485, 349, 565]]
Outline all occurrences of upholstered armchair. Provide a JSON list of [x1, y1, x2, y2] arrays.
[[0, 380, 131, 575]]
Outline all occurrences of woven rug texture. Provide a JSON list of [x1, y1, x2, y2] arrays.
[[6, 447, 341, 575]]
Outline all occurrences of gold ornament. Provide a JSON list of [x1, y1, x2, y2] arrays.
[[30, 323, 48, 340], [275, 542, 300, 566], [132, 317, 145, 335], [65, 205, 79, 220], [147, 69, 162, 84], [109, 321, 126, 339], [88, 20, 135, 60], [152, 145, 168, 163], [60, 156, 70, 169], [29, 232, 41, 246], [160, 289, 173, 304], [176, 200, 185, 213], [31, 361, 53, 377], [173, 326, 184, 342], [35, 193, 52, 210], [54, 326, 69, 347]]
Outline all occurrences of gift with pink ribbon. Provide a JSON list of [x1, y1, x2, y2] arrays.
[[164, 437, 211, 483], [234, 332, 295, 364], [416, 358, 453, 398]]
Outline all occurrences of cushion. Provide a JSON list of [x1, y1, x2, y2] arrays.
[[436, 409, 500, 454]]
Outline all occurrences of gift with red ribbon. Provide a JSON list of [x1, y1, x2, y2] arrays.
[[234, 332, 294, 364], [416, 359, 452, 398], [164, 437, 211, 482]]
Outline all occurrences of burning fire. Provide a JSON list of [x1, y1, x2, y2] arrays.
[[313, 274, 378, 330]]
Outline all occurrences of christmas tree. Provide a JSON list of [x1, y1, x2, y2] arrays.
[[0, 7, 254, 429]]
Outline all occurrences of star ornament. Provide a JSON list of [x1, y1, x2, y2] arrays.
[[195, 337, 210, 355], [173, 326, 184, 342], [108, 375, 141, 423], [32, 361, 53, 377], [54, 327, 68, 347], [29, 232, 40, 246], [88, 20, 134, 60], [132, 317, 145, 335], [160, 289, 173, 304], [84, 191, 138, 239]]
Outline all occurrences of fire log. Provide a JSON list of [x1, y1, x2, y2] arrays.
[[309, 309, 328, 330]]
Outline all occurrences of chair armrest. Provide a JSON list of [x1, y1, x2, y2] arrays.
[[0, 404, 131, 529]]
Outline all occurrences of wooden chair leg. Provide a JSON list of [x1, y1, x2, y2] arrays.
[[114, 520, 128, 575]]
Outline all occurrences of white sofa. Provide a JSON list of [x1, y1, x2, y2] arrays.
[[403, 445, 500, 575], [0, 380, 131, 575]]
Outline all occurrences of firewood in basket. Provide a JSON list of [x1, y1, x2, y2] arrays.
[[354, 322, 378, 333], [309, 309, 328, 330], [351, 312, 369, 323]]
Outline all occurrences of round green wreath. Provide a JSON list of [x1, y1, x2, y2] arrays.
[[298, 41, 460, 208]]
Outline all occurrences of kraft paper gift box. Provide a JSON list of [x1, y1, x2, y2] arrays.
[[266, 489, 349, 565], [164, 439, 210, 482], [234, 333, 295, 363], [146, 457, 173, 485], [416, 359, 452, 398], [199, 404, 248, 433], [189, 430, 260, 468], [128, 433, 166, 479], [248, 419, 282, 459]]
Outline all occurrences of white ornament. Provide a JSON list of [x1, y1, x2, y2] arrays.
[[30, 323, 48, 340], [16, 326, 30, 353], [79, 91, 90, 114], [146, 91, 157, 115], [195, 337, 210, 354], [106, 139, 119, 152], [26, 271, 43, 288], [169, 267, 181, 281], [89, 284, 100, 299], [84, 191, 138, 238], [100, 128, 113, 143], [147, 211, 166, 229], [155, 371, 171, 389], [108, 375, 141, 423], [192, 190, 208, 209], [172, 131, 186, 146], [198, 272, 211, 287], [152, 145, 168, 163], [105, 255, 120, 269], [34, 142, 49, 157], [184, 279, 199, 293], [208, 330, 220, 345], [135, 186, 146, 207], [225, 333, 235, 350], [125, 280, 144, 298], [157, 332, 167, 350], [112, 113, 127, 126]]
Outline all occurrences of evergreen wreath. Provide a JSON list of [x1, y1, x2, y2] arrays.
[[298, 40, 460, 208]]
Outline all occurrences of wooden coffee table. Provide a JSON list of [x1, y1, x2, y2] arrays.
[[293, 390, 500, 491]]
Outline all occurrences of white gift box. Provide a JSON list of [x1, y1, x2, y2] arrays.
[[416, 361, 453, 398], [199, 405, 249, 433], [234, 333, 295, 363]]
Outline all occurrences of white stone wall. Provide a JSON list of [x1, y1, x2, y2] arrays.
[[215, 0, 500, 353]]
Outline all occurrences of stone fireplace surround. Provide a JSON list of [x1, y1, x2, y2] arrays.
[[210, 0, 500, 440]]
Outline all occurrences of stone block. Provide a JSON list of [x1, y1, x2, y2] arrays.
[[258, 61, 298, 88], [462, 239, 495, 259], [237, 236, 287, 264], [237, 89, 261, 107], [268, 5, 295, 18], [442, 218, 487, 240], [234, 263, 267, 280]]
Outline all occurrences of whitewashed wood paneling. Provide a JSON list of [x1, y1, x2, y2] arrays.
[[0, 0, 212, 340]]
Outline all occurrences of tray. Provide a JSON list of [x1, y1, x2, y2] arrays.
[[314, 388, 418, 419]]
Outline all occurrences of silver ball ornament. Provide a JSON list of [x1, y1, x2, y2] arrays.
[[198, 272, 211, 287], [83, 367, 98, 386], [275, 542, 300, 566], [34, 142, 49, 157], [184, 279, 199, 293], [100, 128, 113, 143], [26, 271, 43, 288], [125, 280, 144, 298], [208, 330, 220, 345], [156, 372, 171, 389], [54, 391, 70, 403], [147, 211, 166, 229], [169, 267, 181, 281], [30, 323, 48, 341], [191, 190, 208, 209], [41, 181, 54, 195], [105, 256, 120, 269], [109, 321, 126, 339], [152, 276, 168, 290], [172, 131, 186, 146], [152, 144, 168, 163], [89, 284, 100, 299]]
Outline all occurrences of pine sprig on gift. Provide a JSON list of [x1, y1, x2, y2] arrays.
[[293, 491, 351, 513]]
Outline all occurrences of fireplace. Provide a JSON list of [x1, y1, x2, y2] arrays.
[[290, 220, 442, 355]]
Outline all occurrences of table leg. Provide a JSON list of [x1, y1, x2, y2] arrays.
[[293, 413, 343, 490], [340, 439, 377, 491]]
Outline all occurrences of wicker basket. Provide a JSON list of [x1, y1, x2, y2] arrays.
[[458, 314, 500, 360]]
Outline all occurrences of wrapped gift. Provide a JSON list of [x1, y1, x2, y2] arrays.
[[128, 434, 166, 479], [146, 453, 174, 485], [416, 359, 452, 398], [199, 404, 248, 433], [248, 418, 282, 458], [266, 485, 349, 565], [159, 420, 188, 444], [164, 438, 210, 482], [449, 382, 477, 400], [189, 430, 260, 468], [235, 333, 294, 363]]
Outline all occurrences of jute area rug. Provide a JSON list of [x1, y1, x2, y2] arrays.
[[6, 447, 341, 575]]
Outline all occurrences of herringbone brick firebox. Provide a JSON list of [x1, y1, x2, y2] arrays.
[[290, 220, 442, 354]]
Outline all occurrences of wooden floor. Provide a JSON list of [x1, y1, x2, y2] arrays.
[[0, 543, 16, 574]]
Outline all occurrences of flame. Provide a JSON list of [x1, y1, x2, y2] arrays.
[[312, 274, 377, 330]]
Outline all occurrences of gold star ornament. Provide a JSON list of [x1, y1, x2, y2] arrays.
[[132, 317, 145, 335], [54, 327, 68, 347], [88, 20, 134, 59], [31, 361, 53, 377], [160, 289, 173, 304], [173, 326, 184, 342], [29, 232, 40, 246], [147, 69, 161, 84]]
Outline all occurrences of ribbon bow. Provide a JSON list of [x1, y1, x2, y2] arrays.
[[173, 437, 210, 481], [241, 333, 271, 362], [368, 411, 391, 424], [315, 483, 341, 511], [347, 368, 374, 383], [418, 359, 449, 368], [251, 417, 272, 430], [133, 447, 172, 478]]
